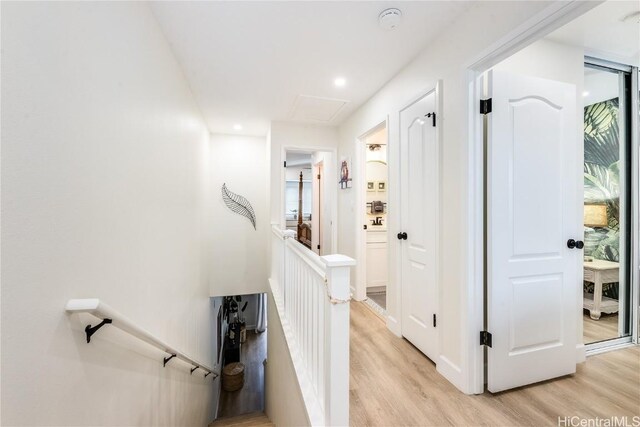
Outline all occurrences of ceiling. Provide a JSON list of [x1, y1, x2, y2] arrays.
[[286, 151, 312, 168], [150, 1, 472, 136], [547, 0, 640, 67]]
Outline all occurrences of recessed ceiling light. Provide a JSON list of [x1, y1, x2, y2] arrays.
[[233, 124, 242, 130], [378, 8, 402, 31], [583, 91, 589, 97], [334, 77, 346, 87]]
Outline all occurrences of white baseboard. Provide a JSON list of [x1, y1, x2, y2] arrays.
[[364, 298, 386, 318], [576, 343, 586, 363], [351, 286, 366, 301], [386, 315, 401, 337], [437, 355, 468, 394]]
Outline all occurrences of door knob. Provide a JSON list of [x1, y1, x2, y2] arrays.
[[567, 239, 584, 249], [397, 232, 407, 240]]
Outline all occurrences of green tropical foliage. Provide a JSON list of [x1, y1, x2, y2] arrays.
[[584, 98, 620, 240], [584, 99, 619, 167], [583, 98, 620, 298]]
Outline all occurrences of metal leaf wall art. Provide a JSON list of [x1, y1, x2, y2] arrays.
[[221, 183, 257, 230]]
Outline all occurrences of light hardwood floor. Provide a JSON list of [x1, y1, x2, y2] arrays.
[[583, 312, 619, 344], [351, 301, 640, 427], [210, 412, 273, 427], [218, 330, 267, 419]]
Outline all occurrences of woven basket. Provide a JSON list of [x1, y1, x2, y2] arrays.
[[222, 362, 245, 392]]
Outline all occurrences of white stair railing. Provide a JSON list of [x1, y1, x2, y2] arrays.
[[270, 225, 354, 427]]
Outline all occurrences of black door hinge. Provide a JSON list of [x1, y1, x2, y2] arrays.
[[317, 244, 320, 250], [317, 174, 321, 180], [480, 331, 492, 347], [433, 314, 437, 327], [425, 112, 436, 127], [283, 161, 287, 167], [480, 98, 492, 115]]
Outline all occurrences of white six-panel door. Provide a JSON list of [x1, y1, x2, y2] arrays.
[[400, 87, 439, 362], [487, 70, 580, 392]]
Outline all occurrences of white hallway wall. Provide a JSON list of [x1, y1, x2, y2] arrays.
[[336, 1, 559, 393], [1, 2, 216, 425], [210, 134, 269, 297]]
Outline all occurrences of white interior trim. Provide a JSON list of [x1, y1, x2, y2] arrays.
[[586, 339, 635, 357], [585, 56, 633, 73], [630, 68, 639, 346], [466, 1, 602, 72]]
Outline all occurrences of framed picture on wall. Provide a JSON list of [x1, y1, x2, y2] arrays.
[[367, 181, 376, 192], [339, 157, 352, 189], [377, 181, 386, 192]]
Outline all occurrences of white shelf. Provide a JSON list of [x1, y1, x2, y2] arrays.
[[582, 292, 619, 314]]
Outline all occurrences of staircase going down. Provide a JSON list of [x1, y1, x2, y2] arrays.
[[209, 412, 274, 427]]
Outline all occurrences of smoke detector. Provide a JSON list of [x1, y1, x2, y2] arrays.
[[378, 8, 402, 31]]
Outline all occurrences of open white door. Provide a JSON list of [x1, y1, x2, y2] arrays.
[[486, 70, 580, 392], [400, 87, 439, 362]]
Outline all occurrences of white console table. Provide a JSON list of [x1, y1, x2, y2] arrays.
[[583, 259, 619, 320]]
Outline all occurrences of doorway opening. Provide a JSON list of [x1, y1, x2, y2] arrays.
[[284, 151, 314, 250], [212, 293, 268, 421], [363, 125, 389, 312], [582, 61, 634, 349], [284, 149, 334, 255]]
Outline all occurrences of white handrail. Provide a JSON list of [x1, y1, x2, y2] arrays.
[[65, 298, 217, 377]]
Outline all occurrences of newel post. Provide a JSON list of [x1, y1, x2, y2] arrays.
[[321, 254, 355, 427]]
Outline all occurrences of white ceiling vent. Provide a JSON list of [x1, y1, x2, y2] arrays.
[[289, 95, 349, 123]]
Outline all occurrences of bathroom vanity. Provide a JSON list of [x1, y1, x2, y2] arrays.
[[366, 227, 388, 288]]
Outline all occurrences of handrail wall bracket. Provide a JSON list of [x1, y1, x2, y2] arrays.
[[85, 318, 112, 343], [163, 354, 176, 367]]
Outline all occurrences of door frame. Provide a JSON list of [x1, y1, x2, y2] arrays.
[[311, 159, 324, 255], [354, 120, 388, 302], [582, 60, 637, 355], [463, 0, 625, 394]]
